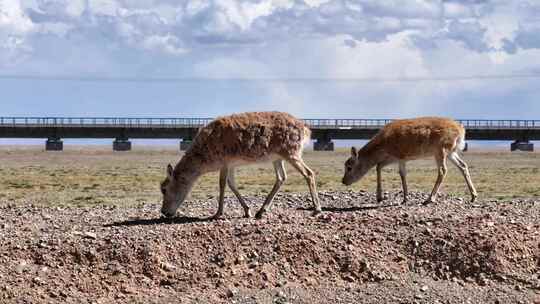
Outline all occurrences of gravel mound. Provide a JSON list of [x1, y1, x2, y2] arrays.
[[1, 191, 539, 303]]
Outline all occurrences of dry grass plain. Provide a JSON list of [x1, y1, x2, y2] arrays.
[[1, 145, 539, 303], [0, 145, 538, 207]]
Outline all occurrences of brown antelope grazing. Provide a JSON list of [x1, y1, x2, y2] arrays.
[[342, 117, 478, 204], [160, 111, 321, 219]]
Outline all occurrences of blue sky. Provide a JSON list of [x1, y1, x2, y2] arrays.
[[1, 0, 540, 119]]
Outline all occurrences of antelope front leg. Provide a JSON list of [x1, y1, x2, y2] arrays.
[[227, 167, 252, 218], [424, 151, 448, 205], [376, 163, 384, 202], [399, 161, 408, 204], [287, 157, 321, 216], [255, 160, 286, 219], [448, 152, 478, 202], [211, 167, 228, 219]]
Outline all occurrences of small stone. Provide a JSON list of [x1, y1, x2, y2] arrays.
[[226, 287, 237, 298], [16, 261, 29, 274], [414, 294, 424, 300], [161, 262, 176, 272], [83, 232, 97, 239], [120, 285, 136, 294], [33, 277, 44, 285], [420, 285, 429, 292], [304, 276, 317, 286], [477, 275, 488, 286], [116, 293, 126, 299], [235, 255, 245, 264], [275, 280, 287, 287], [276, 290, 286, 298]]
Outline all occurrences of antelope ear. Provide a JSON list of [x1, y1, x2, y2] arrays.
[[167, 164, 174, 179], [351, 147, 358, 158]]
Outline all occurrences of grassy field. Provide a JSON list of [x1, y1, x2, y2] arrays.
[[0, 146, 539, 207]]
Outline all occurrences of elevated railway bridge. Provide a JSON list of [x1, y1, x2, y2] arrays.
[[0, 117, 538, 151]]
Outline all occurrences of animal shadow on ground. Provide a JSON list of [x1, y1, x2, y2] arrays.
[[104, 215, 211, 227], [297, 203, 397, 213]]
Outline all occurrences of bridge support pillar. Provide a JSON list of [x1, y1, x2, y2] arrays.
[[46, 138, 63, 151], [113, 139, 132, 151], [180, 139, 192, 151], [314, 138, 334, 151], [511, 140, 534, 152]]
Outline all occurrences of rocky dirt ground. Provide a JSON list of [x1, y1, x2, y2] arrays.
[[1, 190, 539, 304]]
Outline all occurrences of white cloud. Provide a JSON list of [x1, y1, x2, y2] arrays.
[[0, 0, 34, 31], [0, 0, 34, 65], [88, 0, 118, 16], [477, 2, 519, 50], [443, 2, 474, 19], [141, 33, 187, 55], [4, 0, 540, 60], [1, 0, 540, 119]]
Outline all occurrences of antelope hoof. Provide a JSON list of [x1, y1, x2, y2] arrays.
[[244, 209, 252, 218], [377, 196, 387, 203], [401, 199, 408, 205], [311, 208, 322, 216], [210, 213, 224, 220], [255, 210, 265, 219], [422, 198, 435, 206], [471, 194, 478, 203]]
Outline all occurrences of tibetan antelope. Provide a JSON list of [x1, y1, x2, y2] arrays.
[[342, 117, 477, 204], [160, 111, 321, 219]]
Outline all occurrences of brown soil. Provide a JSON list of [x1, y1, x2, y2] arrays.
[[1, 191, 539, 303]]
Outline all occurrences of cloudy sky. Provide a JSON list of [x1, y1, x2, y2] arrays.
[[1, 0, 540, 119]]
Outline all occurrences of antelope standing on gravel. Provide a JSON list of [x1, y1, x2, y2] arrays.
[[342, 117, 477, 204], [160, 111, 321, 219]]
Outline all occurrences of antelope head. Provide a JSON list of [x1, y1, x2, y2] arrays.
[[342, 147, 373, 186], [160, 164, 196, 218]]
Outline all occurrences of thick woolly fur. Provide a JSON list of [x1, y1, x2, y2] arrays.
[[343, 117, 477, 205], [180, 111, 310, 173], [362, 117, 466, 160], [161, 111, 320, 219]]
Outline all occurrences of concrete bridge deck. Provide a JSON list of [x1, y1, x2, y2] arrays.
[[0, 117, 538, 151]]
